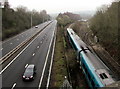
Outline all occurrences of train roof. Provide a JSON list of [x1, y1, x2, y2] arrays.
[[67, 28, 116, 86], [81, 45, 116, 86], [67, 28, 88, 51], [81, 50, 108, 69]]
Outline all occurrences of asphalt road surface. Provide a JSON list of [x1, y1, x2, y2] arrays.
[[0, 21, 51, 58], [1, 20, 57, 88]]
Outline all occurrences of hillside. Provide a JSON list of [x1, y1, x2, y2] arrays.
[[89, 1, 120, 64]]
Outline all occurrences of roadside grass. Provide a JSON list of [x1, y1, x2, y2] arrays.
[[50, 24, 88, 88], [50, 26, 67, 87]]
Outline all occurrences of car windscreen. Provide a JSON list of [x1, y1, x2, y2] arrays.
[[24, 68, 33, 76]]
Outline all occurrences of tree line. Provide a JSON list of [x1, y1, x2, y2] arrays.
[[89, 1, 120, 63], [2, 2, 50, 40], [57, 12, 81, 27]]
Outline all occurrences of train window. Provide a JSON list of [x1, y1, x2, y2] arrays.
[[87, 72, 91, 80], [91, 80, 96, 89], [82, 63, 88, 74], [70, 38, 77, 50], [99, 73, 108, 79], [71, 32, 73, 35], [82, 63, 92, 81]]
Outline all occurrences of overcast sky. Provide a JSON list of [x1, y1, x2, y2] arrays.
[[8, 0, 113, 14]]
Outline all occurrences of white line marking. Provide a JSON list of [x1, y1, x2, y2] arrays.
[[17, 39, 19, 41], [37, 46, 39, 48], [0, 30, 44, 74], [46, 31, 56, 88], [25, 64, 28, 68], [0, 48, 3, 50], [11, 83, 16, 89], [38, 28, 55, 89], [10, 43, 13, 45], [32, 53, 35, 56]]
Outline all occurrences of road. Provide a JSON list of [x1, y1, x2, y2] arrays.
[[0, 21, 51, 58], [1, 20, 57, 88]]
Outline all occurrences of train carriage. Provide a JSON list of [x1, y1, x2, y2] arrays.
[[66, 28, 116, 89]]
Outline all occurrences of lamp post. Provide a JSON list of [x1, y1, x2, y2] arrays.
[[31, 12, 32, 28], [31, 10, 35, 28]]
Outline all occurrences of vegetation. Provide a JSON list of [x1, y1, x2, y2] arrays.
[[56, 12, 81, 27], [50, 12, 85, 87], [2, 2, 50, 40], [89, 1, 120, 62], [50, 26, 67, 87]]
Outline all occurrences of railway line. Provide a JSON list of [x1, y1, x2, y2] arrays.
[[66, 28, 118, 89]]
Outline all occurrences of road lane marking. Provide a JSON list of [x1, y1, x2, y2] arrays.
[[37, 46, 39, 49], [46, 31, 56, 88], [25, 64, 28, 68], [0, 48, 3, 50], [0, 22, 53, 75], [17, 39, 19, 41], [2, 21, 51, 46], [10, 43, 13, 45], [38, 28, 55, 89], [11, 83, 16, 89], [2, 31, 25, 44], [0, 29, 46, 74], [32, 53, 35, 56]]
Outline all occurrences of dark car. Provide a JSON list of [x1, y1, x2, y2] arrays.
[[22, 64, 36, 81]]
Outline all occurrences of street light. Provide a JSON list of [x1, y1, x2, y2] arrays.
[[31, 10, 35, 28], [31, 12, 32, 28]]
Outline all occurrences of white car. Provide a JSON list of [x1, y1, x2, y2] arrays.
[[35, 26, 38, 28]]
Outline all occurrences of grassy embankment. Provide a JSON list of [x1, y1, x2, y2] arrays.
[[50, 24, 88, 89], [50, 12, 89, 88], [50, 26, 67, 87]]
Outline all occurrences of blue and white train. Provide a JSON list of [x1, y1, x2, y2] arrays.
[[66, 28, 116, 89]]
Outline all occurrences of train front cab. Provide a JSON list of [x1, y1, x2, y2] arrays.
[[79, 52, 104, 89], [66, 29, 79, 51], [66, 29, 81, 62]]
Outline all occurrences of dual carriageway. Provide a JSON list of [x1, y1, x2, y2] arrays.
[[1, 20, 120, 89], [0, 20, 57, 88]]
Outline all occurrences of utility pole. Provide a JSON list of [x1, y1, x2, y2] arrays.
[[31, 13, 32, 28], [42, 15, 44, 23]]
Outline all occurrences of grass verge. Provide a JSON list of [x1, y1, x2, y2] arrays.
[[50, 26, 67, 87]]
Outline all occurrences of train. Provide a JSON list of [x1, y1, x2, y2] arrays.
[[66, 28, 116, 89]]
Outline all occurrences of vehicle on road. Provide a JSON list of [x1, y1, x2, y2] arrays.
[[35, 26, 38, 28], [22, 64, 36, 81]]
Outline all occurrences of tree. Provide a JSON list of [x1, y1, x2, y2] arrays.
[[89, 1, 119, 61]]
